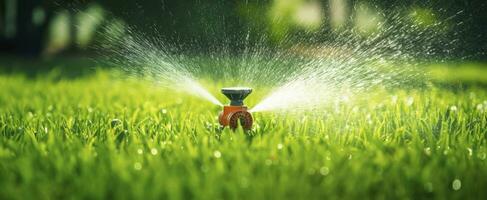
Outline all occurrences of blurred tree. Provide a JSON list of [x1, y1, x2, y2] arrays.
[[0, 0, 54, 56], [0, 0, 485, 60], [267, 0, 324, 41]]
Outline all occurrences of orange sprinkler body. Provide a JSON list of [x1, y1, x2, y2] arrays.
[[219, 105, 253, 130], [219, 88, 253, 130]]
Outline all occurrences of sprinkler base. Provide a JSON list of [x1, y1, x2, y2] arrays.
[[219, 105, 253, 130]]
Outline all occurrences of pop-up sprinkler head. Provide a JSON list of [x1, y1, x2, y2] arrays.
[[219, 87, 253, 130], [221, 87, 252, 106]]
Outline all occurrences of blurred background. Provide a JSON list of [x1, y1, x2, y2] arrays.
[[0, 0, 486, 71]]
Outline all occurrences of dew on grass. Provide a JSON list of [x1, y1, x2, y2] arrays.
[[111, 119, 121, 127], [443, 147, 450, 155], [391, 95, 398, 104], [137, 148, 143, 155], [150, 148, 158, 155], [213, 150, 221, 158], [476, 104, 483, 111], [478, 152, 486, 160], [424, 147, 431, 156], [452, 179, 462, 190], [319, 166, 330, 176], [265, 159, 273, 166], [352, 106, 359, 113], [405, 97, 414, 106], [134, 162, 142, 170]]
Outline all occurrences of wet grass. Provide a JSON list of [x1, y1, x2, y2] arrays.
[[0, 62, 486, 199]]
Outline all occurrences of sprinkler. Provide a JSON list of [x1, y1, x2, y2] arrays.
[[219, 87, 253, 130]]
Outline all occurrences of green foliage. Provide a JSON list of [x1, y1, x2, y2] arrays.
[[0, 64, 486, 199]]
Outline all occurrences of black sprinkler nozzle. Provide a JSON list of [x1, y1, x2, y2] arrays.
[[221, 87, 252, 106]]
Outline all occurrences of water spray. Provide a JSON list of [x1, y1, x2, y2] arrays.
[[101, 8, 454, 115], [219, 87, 253, 130]]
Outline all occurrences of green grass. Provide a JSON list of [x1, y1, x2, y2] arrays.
[[0, 62, 486, 199], [428, 62, 487, 84]]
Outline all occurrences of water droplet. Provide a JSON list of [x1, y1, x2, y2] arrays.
[[424, 147, 431, 156], [391, 95, 398, 104], [134, 162, 142, 170], [137, 148, 143, 155], [150, 148, 158, 155], [443, 147, 450, 155], [319, 166, 330, 176], [478, 152, 486, 160], [452, 179, 461, 190], [352, 106, 359, 113], [213, 150, 221, 158], [405, 97, 414, 106], [476, 104, 483, 111], [111, 119, 121, 127], [265, 159, 272, 166]]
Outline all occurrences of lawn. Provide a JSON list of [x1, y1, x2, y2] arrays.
[[0, 60, 486, 199]]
